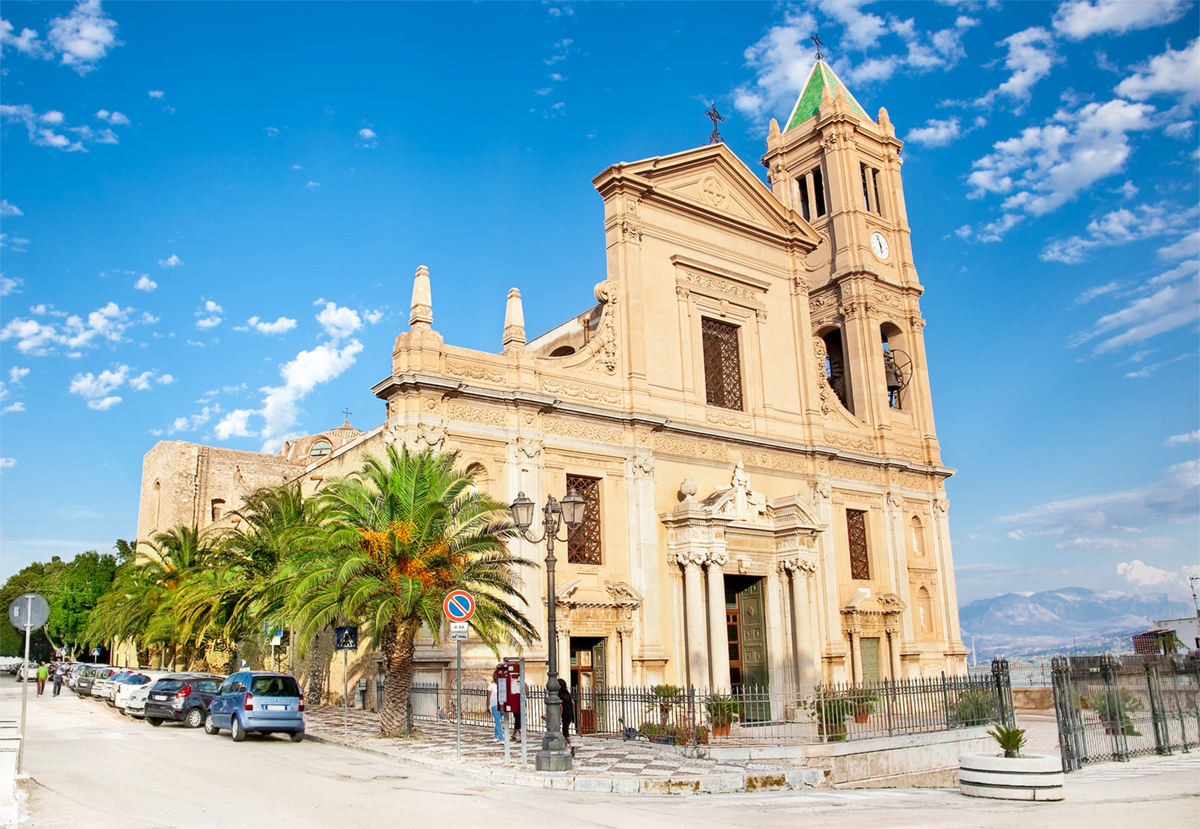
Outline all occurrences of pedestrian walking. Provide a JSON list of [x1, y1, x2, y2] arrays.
[[35, 662, 48, 697], [488, 671, 503, 743], [557, 678, 574, 749], [52, 663, 65, 696]]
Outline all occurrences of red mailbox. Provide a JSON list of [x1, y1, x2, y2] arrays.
[[497, 660, 522, 714]]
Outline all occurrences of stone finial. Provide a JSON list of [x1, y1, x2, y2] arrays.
[[877, 106, 894, 137], [502, 287, 526, 348], [768, 118, 780, 139], [410, 265, 433, 329], [680, 475, 697, 503]]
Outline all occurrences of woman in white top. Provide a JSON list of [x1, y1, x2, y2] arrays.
[[488, 671, 502, 742]]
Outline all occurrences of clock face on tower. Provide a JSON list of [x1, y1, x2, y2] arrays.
[[870, 232, 890, 260]]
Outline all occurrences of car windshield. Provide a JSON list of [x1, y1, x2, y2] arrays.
[[195, 679, 220, 693], [154, 679, 187, 693], [250, 676, 300, 697], [128, 675, 150, 685]]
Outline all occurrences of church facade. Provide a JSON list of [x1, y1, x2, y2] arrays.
[[137, 61, 969, 693]]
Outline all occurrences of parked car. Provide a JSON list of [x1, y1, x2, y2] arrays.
[[125, 684, 151, 719], [73, 666, 113, 697], [206, 672, 305, 742], [113, 671, 167, 712], [144, 674, 224, 728], [92, 669, 133, 700]]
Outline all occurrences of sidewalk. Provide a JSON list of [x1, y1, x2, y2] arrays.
[[303, 707, 823, 794]]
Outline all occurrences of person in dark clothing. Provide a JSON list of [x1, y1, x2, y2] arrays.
[[557, 678, 574, 747]]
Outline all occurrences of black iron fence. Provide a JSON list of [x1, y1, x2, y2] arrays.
[[407, 660, 1014, 747], [1052, 653, 1200, 771]]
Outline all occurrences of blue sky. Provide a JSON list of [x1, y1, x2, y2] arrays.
[[1, 1, 1196, 605]]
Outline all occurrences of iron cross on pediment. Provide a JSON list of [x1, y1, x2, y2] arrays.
[[705, 105, 725, 145], [811, 33, 824, 61]]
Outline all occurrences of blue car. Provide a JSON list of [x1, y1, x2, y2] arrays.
[[205, 671, 306, 742]]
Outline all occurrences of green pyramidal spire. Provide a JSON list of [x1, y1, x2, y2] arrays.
[[784, 60, 869, 132]]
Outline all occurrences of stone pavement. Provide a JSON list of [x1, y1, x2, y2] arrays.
[[304, 707, 822, 794]]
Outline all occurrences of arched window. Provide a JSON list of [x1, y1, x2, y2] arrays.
[[550, 346, 576, 357], [464, 462, 487, 496], [821, 328, 853, 414], [908, 515, 925, 558], [917, 587, 934, 635], [211, 499, 226, 522], [880, 322, 909, 410], [309, 439, 333, 458], [152, 480, 162, 531]]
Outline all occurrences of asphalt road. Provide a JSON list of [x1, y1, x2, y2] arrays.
[[5, 681, 1197, 829]]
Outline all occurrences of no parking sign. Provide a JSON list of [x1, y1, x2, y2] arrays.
[[442, 590, 475, 623]]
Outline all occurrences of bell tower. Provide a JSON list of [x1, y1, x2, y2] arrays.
[[762, 58, 940, 462]]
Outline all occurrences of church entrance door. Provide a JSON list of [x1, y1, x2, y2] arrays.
[[569, 636, 606, 734], [725, 575, 769, 721], [860, 637, 881, 685]]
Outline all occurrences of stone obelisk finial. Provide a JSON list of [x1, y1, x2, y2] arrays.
[[502, 287, 526, 348], [410, 265, 433, 329]]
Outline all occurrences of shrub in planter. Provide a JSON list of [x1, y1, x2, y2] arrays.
[[953, 688, 997, 726], [806, 690, 855, 742], [704, 695, 742, 736], [637, 722, 709, 745], [987, 724, 1027, 758], [1083, 688, 1144, 737], [961, 723, 1064, 802], [649, 684, 684, 727]]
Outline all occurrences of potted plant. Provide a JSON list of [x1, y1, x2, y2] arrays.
[[1084, 688, 1144, 737], [650, 684, 683, 727], [704, 694, 742, 737], [850, 687, 877, 724], [807, 688, 854, 742], [959, 723, 1064, 801]]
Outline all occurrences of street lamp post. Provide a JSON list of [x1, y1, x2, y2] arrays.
[[510, 488, 585, 773]]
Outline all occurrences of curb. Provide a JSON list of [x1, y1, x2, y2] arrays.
[[303, 732, 823, 795]]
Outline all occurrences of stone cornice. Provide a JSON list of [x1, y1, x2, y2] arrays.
[[372, 372, 955, 480]]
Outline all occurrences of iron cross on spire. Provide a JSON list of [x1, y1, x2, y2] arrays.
[[705, 105, 725, 145], [341, 407, 352, 421], [811, 33, 824, 61]]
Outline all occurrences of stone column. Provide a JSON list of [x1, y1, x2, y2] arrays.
[[557, 622, 572, 686], [705, 553, 730, 691], [849, 627, 863, 684], [787, 563, 819, 692], [617, 626, 634, 687], [887, 626, 902, 681], [682, 553, 710, 689]]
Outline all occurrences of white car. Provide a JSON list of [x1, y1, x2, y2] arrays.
[[125, 685, 151, 719], [114, 672, 168, 712], [92, 669, 133, 700]]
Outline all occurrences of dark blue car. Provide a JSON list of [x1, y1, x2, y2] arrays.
[[205, 671, 305, 742]]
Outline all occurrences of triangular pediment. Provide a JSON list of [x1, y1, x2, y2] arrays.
[[598, 144, 821, 247]]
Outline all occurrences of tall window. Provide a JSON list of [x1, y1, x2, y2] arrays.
[[796, 166, 827, 222], [821, 328, 852, 414], [860, 163, 884, 215], [211, 499, 225, 522], [702, 317, 744, 411], [846, 508, 870, 580], [909, 515, 925, 558], [566, 474, 602, 565]]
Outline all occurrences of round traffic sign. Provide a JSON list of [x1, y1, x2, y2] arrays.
[[8, 593, 50, 631], [443, 590, 475, 623]]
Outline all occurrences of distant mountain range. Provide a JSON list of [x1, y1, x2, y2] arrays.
[[958, 587, 1195, 660]]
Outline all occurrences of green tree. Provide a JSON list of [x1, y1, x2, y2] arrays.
[[286, 444, 537, 737], [45, 550, 119, 656]]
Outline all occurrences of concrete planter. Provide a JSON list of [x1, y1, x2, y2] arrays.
[[959, 753, 1064, 801]]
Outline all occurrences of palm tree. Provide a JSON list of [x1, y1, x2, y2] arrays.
[[286, 444, 537, 737]]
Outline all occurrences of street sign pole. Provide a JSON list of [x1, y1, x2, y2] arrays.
[[456, 640, 462, 761], [520, 657, 527, 766], [17, 595, 31, 775], [343, 650, 349, 736]]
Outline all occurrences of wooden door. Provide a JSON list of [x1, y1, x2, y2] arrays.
[[860, 637, 881, 685]]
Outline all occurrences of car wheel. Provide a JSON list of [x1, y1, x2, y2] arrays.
[[185, 707, 205, 729], [289, 730, 305, 743], [147, 717, 163, 727], [204, 718, 220, 735], [230, 715, 246, 742]]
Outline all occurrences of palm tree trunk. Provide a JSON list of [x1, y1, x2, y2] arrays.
[[379, 619, 419, 738]]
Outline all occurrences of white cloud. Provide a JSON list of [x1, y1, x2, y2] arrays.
[[213, 408, 254, 439], [993, 27, 1057, 104], [1116, 559, 1200, 589], [158, 374, 175, 385], [316, 302, 361, 339], [264, 126, 279, 137], [966, 99, 1154, 239], [128, 370, 153, 391], [906, 116, 961, 147], [1, 402, 26, 414], [158, 254, 182, 268], [148, 90, 164, 99], [47, 0, 121, 74], [0, 458, 15, 469], [356, 127, 378, 149], [1117, 39, 1200, 107], [169, 403, 221, 434], [9, 366, 29, 383], [0, 234, 30, 252], [0, 199, 23, 217], [95, 108, 129, 126], [1074, 281, 1121, 304], [133, 275, 157, 292], [195, 316, 222, 330], [1054, 0, 1190, 40], [305, 181, 320, 190], [202, 300, 223, 314], [1166, 430, 1200, 446], [0, 104, 84, 152], [0, 276, 22, 296], [0, 300, 139, 356], [1002, 460, 1199, 547], [1042, 203, 1199, 263], [544, 38, 573, 65], [193, 300, 224, 329], [731, 10, 819, 122], [1, 19, 48, 57], [1157, 230, 1200, 263], [364, 309, 384, 325], [245, 315, 297, 335], [1072, 257, 1198, 353]]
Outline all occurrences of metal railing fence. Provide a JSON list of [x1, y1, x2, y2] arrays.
[[405, 660, 1014, 747], [1052, 653, 1200, 771]]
